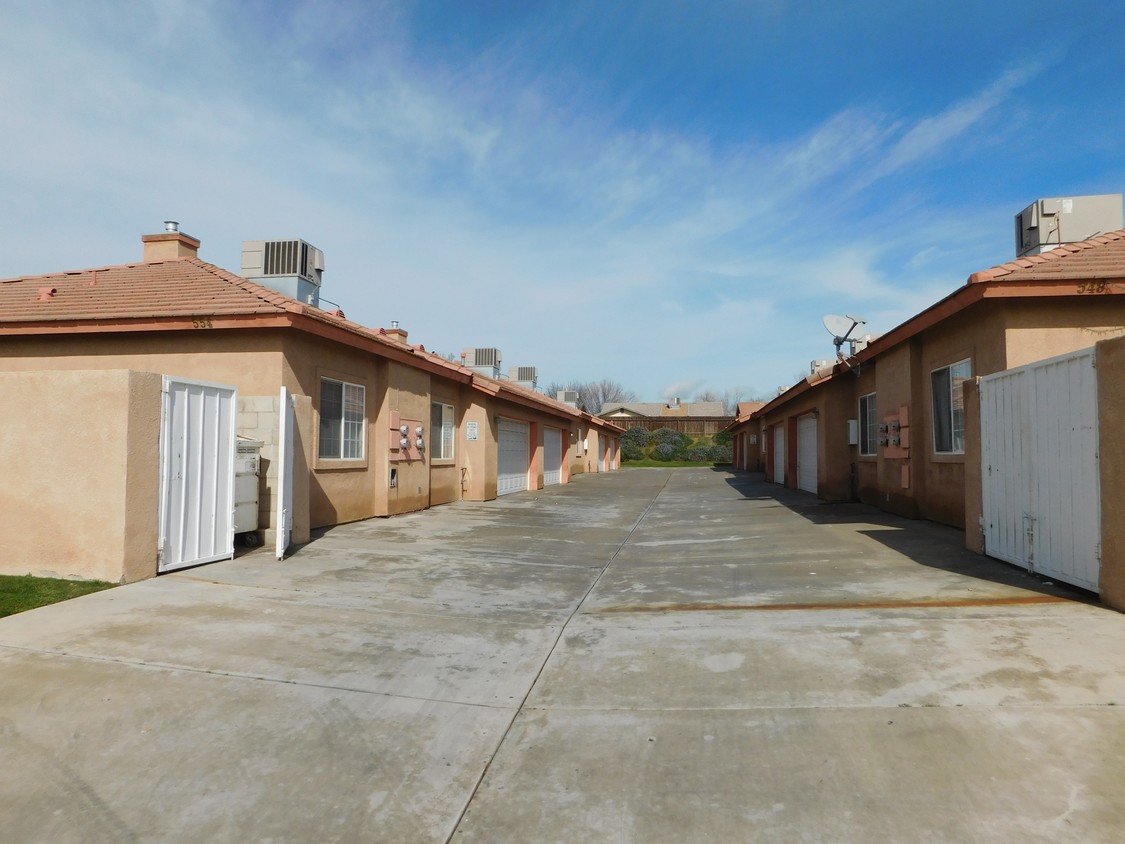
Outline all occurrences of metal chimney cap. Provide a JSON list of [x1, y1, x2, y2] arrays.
[[164, 220, 180, 233], [391, 320, 399, 329]]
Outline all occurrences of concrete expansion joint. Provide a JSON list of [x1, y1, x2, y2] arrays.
[[444, 471, 675, 844], [3, 644, 517, 709]]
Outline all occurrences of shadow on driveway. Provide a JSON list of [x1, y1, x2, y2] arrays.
[[717, 467, 1099, 606]]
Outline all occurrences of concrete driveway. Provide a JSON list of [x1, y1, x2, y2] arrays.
[[2, 469, 1124, 842]]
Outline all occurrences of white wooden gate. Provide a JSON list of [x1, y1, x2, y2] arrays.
[[981, 348, 1100, 592], [796, 414, 818, 494], [772, 425, 786, 485], [543, 427, 563, 486], [497, 418, 530, 495], [159, 377, 237, 573], [276, 386, 295, 560]]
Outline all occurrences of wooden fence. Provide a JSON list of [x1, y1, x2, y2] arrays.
[[601, 417, 734, 437]]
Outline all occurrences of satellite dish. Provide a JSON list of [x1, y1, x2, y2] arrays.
[[822, 314, 867, 357], [823, 314, 853, 339]]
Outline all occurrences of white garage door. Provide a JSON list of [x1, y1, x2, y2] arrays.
[[544, 427, 563, 486], [772, 425, 785, 485], [796, 414, 818, 494], [497, 418, 530, 496]]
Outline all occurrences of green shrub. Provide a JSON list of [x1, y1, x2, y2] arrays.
[[708, 444, 733, 463], [652, 442, 681, 461], [686, 445, 712, 462], [622, 427, 651, 447], [714, 430, 733, 446], [651, 427, 685, 447], [621, 442, 646, 461]]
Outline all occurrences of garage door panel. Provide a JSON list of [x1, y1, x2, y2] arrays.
[[772, 426, 785, 485], [544, 428, 563, 486], [497, 418, 530, 496], [797, 415, 817, 494]]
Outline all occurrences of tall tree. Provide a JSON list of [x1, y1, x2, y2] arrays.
[[583, 379, 637, 414]]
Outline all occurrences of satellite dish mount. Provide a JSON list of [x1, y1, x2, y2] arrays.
[[822, 314, 867, 363]]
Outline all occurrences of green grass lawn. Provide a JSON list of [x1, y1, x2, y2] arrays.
[[0, 574, 115, 618]]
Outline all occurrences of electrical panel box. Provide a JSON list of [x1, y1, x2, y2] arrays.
[[846, 419, 859, 445]]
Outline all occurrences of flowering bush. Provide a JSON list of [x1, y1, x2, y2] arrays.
[[651, 427, 689, 448], [621, 442, 646, 461], [708, 444, 733, 463], [622, 427, 652, 447]]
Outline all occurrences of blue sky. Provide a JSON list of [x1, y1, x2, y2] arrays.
[[4, 0, 1124, 401]]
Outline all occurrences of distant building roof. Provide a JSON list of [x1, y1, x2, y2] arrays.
[[600, 400, 728, 418]]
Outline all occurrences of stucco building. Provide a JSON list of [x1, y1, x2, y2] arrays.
[[0, 227, 622, 582], [730, 229, 1125, 529]]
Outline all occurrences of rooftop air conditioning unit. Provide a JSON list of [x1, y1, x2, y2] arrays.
[[558, 390, 579, 405], [464, 347, 501, 368], [810, 359, 832, 374], [242, 239, 324, 286], [1014, 194, 1123, 258], [512, 366, 538, 383]]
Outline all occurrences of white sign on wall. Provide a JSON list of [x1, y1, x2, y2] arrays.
[[466, 421, 479, 441]]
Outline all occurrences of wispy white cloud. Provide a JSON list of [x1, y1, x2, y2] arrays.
[[0, 3, 1063, 399], [867, 64, 1041, 181]]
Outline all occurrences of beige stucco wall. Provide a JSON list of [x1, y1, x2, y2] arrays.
[[460, 394, 497, 501], [0, 328, 611, 537], [382, 361, 433, 516], [848, 302, 1008, 526], [0, 331, 288, 393], [0, 369, 161, 582], [1004, 298, 1125, 370], [1097, 335, 1125, 612]]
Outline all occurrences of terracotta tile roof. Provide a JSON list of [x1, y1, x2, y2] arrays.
[[969, 229, 1125, 283], [0, 258, 300, 322], [734, 401, 766, 422], [0, 254, 623, 431]]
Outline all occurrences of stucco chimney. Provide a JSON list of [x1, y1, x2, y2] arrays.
[[142, 221, 200, 262], [384, 320, 409, 343]]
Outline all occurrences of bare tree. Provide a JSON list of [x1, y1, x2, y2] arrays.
[[543, 379, 636, 414], [583, 379, 637, 414]]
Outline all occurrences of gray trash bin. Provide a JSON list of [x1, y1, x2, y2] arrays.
[[234, 437, 263, 547]]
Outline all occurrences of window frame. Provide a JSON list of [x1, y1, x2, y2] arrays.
[[430, 401, 455, 462], [931, 358, 972, 455], [858, 392, 877, 456], [318, 376, 366, 461]]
